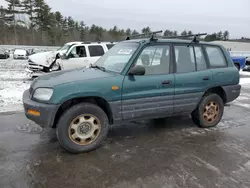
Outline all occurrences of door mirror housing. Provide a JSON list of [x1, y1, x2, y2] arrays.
[[61, 53, 69, 59], [129, 65, 145, 76]]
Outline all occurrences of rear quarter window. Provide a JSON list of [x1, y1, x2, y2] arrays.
[[88, 45, 105, 57], [205, 46, 227, 67]]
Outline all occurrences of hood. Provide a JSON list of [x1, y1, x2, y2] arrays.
[[29, 50, 58, 67], [31, 67, 117, 88]]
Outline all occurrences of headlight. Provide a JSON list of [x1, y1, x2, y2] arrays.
[[33, 88, 53, 101]]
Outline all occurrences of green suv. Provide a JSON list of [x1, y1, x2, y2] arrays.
[[23, 33, 241, 153]]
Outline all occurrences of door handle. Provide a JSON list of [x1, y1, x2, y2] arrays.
[[161, 80, 171, 85], [203, 76, 210, 80]]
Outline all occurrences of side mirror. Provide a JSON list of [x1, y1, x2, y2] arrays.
[[129, 65, 145, 76], [61, 53, 69, 59]]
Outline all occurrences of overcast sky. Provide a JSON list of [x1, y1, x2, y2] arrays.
[[1, 0, 250, 38]]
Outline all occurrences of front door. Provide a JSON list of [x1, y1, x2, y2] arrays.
[[62, 45, 89, 70], [173, 44, 213, 114], [122, 43, 175, 120]]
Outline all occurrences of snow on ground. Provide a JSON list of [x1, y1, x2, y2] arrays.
[[0, 59, 31, 113], [0, 58, 27, 70], [0, 80, 31, 112], [240, 77, 250, 85]]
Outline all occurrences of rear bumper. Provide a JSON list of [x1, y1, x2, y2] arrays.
[[22, 90, 59, 128], [222, 84, 241, 103]]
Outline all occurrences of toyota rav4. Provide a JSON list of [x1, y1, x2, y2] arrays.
[[22, 33, 241, 153]]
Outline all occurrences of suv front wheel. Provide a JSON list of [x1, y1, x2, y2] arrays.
[[191, 93, 224, 128], [56, 103, 109, 153]]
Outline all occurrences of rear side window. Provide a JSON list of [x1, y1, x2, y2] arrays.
[[106, 44, 115, 50], [205, 46, 227, 67], [174, 45, 195, 73], [194, 46, 207, 71], [88, 45, 105, 57]]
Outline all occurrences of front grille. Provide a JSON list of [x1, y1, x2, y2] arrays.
[[28, 63, 44, 71]]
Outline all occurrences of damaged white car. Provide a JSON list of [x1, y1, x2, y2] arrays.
[[25, 41, 115, 78]]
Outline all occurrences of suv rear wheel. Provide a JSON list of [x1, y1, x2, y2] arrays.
[[56, 103, 109, 153], [191, 93, 224, 128]]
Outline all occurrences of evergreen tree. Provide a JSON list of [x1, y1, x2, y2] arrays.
[[5, 0, 21, 44], [21, 0, 36, 44], [79, 21, 85, 41], [223, 30, 229, 41]]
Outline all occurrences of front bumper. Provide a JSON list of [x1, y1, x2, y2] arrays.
[[14, 55, 27, 59], [25, 67, 47, 78], [222, 84, 241, 103], [22, 89, 60, 128]]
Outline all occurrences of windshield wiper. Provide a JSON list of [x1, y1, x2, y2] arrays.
[[90, 64, 106, 72]]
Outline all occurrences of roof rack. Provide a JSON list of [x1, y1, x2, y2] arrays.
[[161, 33, 207, 39], [125, 30, 163, 41], [162, 33, 207, 46], [81, 41, 115, 44], [125, 32, 207, 45]]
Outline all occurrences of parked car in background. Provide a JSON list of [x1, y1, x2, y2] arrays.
[[25, 41, 115, 78], [27, 48, 41, 56], [231, 56, 246, 71], [242, 57, 250, 71], [0, 49, 10, 59], [13, 49, 28, 59]]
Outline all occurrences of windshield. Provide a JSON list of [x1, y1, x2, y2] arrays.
[[57, 44, 73, 53], [94, 42, 140, 73]]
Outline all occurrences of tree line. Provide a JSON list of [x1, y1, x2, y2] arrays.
[[0, 0, 248, 46]]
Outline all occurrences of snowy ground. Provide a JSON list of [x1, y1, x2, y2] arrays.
[[1, 57, 250, 113], [0, 58, 31, 112]]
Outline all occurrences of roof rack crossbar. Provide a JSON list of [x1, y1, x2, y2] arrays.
[[126, 30, 163, 40], [161, 33, 207, 39]]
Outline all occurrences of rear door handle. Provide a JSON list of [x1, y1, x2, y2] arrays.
[[161, 80, 171, 85], [203, 76, 210, 80]]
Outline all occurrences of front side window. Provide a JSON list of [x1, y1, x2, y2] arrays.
[[134, 45, 170, 75], [68, 46, 86, 58], [94, 42, 140, 73], [174, 45, 195, 73], [88, 45, 105, 57], [205, 46, 227, 67]]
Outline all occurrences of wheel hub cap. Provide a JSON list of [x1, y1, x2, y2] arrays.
[[79, 123, 91, 134], [68, 114, 101, 145], [203, 101, 219, 123]]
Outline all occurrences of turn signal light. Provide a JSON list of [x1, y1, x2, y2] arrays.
[[27, 109, 40, 116]]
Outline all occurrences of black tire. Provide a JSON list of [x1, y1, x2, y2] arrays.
[[191, 93, 224, 128], [56, 103, 109, 154]]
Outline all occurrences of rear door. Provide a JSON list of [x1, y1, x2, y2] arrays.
[[173, 44, 213, 114], [203, 45, 239, 86]]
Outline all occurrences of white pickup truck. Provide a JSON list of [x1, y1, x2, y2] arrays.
[[26, 41, 115, 78]]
